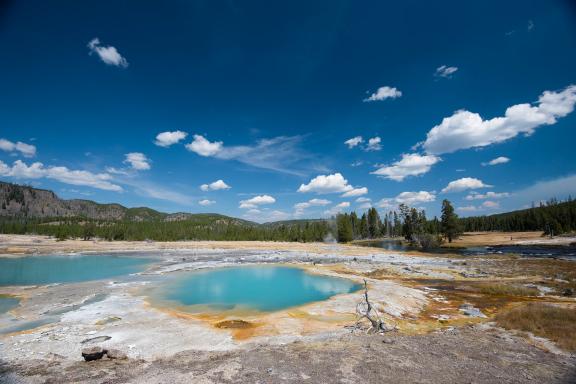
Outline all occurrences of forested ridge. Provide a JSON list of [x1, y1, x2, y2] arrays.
[[0, 181, 574, 243]]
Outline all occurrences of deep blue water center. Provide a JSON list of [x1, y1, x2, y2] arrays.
[[160, 266, 362, 312], [0, 255, 152, 286]]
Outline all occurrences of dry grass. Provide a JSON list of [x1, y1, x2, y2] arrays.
[[495, 303, 576, 351], [478, 284, 539, 297]]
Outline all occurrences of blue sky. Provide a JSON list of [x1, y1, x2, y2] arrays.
[[1, 0, 576, 222]]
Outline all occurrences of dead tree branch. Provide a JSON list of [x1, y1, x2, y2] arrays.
[[354, 279, 395, 333]]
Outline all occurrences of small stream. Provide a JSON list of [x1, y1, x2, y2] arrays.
[[354, 239, 576, 260]]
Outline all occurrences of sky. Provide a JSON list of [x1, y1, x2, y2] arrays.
[[1, 0, 576, 222]]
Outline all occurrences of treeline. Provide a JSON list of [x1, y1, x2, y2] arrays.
[[336, 202, 461, 247], [460, 198, 576, 235], [0, 217, 332, 242]]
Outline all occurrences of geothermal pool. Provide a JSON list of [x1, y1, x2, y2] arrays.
[[0, 255, 153, 286], [154, 265, 362, 312]]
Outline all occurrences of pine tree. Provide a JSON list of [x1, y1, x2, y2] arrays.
[[367, 207, 380, 238], [337, 214, 353, 242], [440, 199, 461, 243]]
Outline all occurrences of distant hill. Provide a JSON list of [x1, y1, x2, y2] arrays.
[[0, 181, 256, 226]]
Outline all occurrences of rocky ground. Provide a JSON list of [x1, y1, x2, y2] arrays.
[[0, 235, 575, 383], [1, 327, 574, 383]]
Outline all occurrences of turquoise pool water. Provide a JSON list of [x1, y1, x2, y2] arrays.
[[157, 266, 362, 312], [0, 255, 153, 286]]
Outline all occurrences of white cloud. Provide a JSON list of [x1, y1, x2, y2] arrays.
[[294, 198, 331, 210], [124, 152, 151, 171], [358, 202, 372, 209], [441, 177, 492, 193], [294, 198, 331, 216], [185, 135, 223, 157], [341, 187, 368, 198], [344, 136, 363, 148], [422, 85, 576, 154], [482, 200, 500, 209], [435, 65, 458, 78], [0, 160, 122, 191], [507, 174, 576, 209], [395, 191, 436, 204], [376, 190, 436, 209], [242, 209, 291, 223], [458, 200, 500, 212], [298, 173, 354, 194], [87, 38, 128, 68], [457, 205, 478, 212], [324, 201, 350, 216], [371, 153, 441, 181], [239, 194, 276, 209], [355, 197, 371, 203], [465, 191, 510, 200], [186, 135, 311, 175], [365, 137, 382, 151], [482, 156, 510, 166], [198, 199, 215, 206], [0, 138, 36, 157], [200, 179, 231, 191], [364, 86, 402, 102], [155, 131, 188, 147]]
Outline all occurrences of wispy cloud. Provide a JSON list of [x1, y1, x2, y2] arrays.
[[0, 138, 36, 157], [186, 135, 314, 176], [435, 65, 458, 78]]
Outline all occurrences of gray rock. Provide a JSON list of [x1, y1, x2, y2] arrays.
[[459, 303, 487, 318], [106, 348, 128, 360], [82, 346, 106, 361]]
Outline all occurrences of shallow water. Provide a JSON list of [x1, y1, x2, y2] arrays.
[[155, 265, 362, 312], [0, 255, 153, 286], [0, 296, 19, 314], [355, 239, 576, 259]]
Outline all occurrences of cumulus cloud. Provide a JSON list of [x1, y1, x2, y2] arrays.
[[200, 179, 231, 191], [458, 200, 500, 212], [298, 173, 357, 194], [482, 200, 500, 209], [422, 85, 576, 155], [0, 138, 36, 157], [363, 86, 402, 102], [242, 209, 291, 223], [124, 152, 151, 171], [186, 135, 312, 175], [324, 201, 351, 216], [239, 195, 276, 209], [371, 153, 441, 181], [395, 191, 436, 204], [482, 156, 510, 166], [294, 198, 331, 216], [465, 191, 510, 200], [0, 160, 122, 191], [441, 177, 492, 193], [198, 199, 215, 206], [341, 187, 368, 198], [376, 190, 436, 209], [154, 131, 188, 147], [435, 65, 458, 78], [344, 136, 363, 148], [185, 135, 223, 157], [87, 38, 128, 68], [365, 137, 382, 151]]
